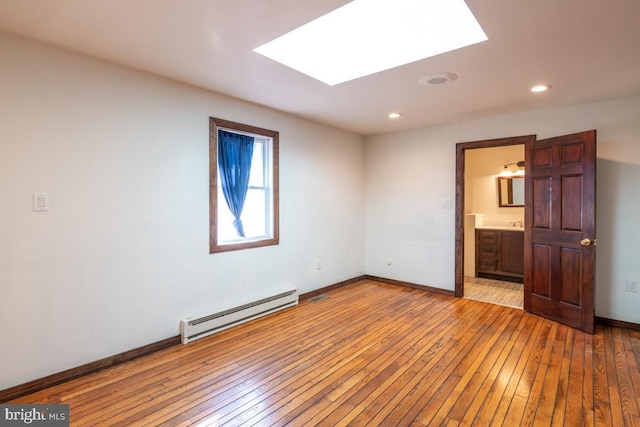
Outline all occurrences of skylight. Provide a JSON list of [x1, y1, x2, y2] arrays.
[[254, 0, 487, 86]]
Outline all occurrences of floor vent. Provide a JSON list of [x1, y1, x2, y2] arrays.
[[180, 288, 298, 344], [308, 294, 329, 303]]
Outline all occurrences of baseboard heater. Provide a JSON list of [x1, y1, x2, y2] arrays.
[[180, 288, 298, 344]]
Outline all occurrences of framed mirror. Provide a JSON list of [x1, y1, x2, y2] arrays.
[[498, 176, 524, 207]]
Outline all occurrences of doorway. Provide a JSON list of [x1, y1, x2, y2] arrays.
[[454, 135, 535, 301], [462, 144, 526, 308]]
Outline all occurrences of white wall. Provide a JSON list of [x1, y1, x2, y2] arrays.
[[0, 32, 365, 390], [364, 127, 456, 288], [365, 95, 640, 324], [465, 145, 525, 223]]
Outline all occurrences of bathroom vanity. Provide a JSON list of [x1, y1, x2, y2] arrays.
[[475, 227, 524, 283]]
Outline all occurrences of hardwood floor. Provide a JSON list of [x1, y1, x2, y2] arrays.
[[10, 280, 640, 426], [464, 276, 523, 309]]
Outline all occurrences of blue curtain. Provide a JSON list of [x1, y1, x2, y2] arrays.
[[218, 130, 255, 237]]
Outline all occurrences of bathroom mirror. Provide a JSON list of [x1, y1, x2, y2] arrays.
[[498, 176, 525, 207]]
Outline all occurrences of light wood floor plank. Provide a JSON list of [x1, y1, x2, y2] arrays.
[[582, 332, 596, 426], [412, 309, 515, 425], [555, 328, 580, 427], [532, 325, 571, 426], [9, 280, 640, 426], [234, 292, 447, 426], [454, 314, 531, 425], [602, 326, 625, 427], [501, 320, 556, 426], [612, 327, 640, 425], [342, 301, 499, 426], [397, 305, 508, 425], [470, 314, 542, 426], [304, 300, 489, 426], [279, 298, 475, 426], [622, 329, 640, 425]]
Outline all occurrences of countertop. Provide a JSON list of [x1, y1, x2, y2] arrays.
[[475, 225, 524, 231]]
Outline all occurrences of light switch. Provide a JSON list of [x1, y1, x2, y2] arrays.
[[441, 198, 452, 209], [33, 193, 49, 212]]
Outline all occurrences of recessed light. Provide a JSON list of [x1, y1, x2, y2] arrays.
[[254, 0, 487, 85], [531, 85, 551, 93], [388, 113, 402, 119]]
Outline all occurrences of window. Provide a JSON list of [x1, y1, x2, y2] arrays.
[[210, 117, 279, 253]]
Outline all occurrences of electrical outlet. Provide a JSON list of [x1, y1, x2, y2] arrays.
[[626, 279, 638, 293]]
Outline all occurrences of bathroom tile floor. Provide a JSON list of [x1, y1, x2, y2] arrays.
[[464, 276, 523, 309]]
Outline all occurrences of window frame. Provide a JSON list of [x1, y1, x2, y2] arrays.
[[210, 117, 279, 253]]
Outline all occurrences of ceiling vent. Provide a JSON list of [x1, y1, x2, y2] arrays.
[[419, 73, 458, 86]]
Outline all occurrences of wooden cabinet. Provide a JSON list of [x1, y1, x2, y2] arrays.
[[475, 229, 524, 283]]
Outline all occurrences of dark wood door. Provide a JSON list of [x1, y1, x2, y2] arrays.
[[524, 130, 596, 333]]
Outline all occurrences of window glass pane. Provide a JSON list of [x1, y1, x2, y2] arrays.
[[241, 189, 267, 238], [248, 141, 264, 187]]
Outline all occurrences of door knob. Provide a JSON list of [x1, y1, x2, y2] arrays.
[[580, 238, 592, 246]]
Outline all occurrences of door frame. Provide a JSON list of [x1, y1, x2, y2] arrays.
[[454, 135, 536, 297]]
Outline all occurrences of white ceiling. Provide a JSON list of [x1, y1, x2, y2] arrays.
[[1, 0, 639, 136]]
